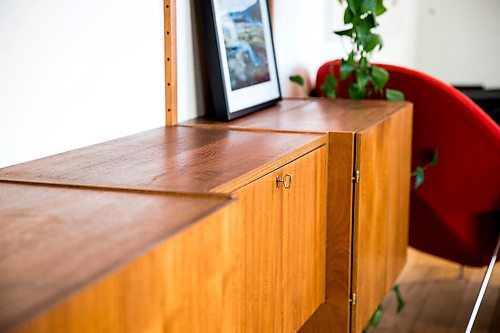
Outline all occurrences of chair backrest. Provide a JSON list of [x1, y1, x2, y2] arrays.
[[316, 60, 500, 220]]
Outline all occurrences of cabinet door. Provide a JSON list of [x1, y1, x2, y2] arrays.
[[281, 146, 327, 332], [351, 108, 412, 333], [223, 146, 327, 332]]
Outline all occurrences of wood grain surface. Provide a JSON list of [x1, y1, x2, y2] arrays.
[[384, 107, 412, 291], [324, 132, 356, 333], [15, 200, 230, 333], [181, 98, 409, 134], [1, 98, 413, 332], [299, 132, 358, 333], [14, 147, 327, 333], [184, 99, 413, 333], [0, 182, 231, 333], [221, 147, 327, 332], [281, 146, 326, 332], [0, 127, 325, 194], [351, 105, 413, 333]]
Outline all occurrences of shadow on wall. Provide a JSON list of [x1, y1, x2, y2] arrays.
[[190, 0, 214, 117]]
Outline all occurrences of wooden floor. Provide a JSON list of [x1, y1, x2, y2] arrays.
[[372, 249, 500, 333]]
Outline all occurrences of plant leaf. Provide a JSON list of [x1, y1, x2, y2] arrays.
[[365, 13, 377, 28], [375, 0, 387, 15], [289, 75, 305, 87], [355, 68, 370, 89], [431, 149, 439, 166], [370, 305, 384, 327], [386, 89, 405, 101], [354, 17, 376, 40], [359, 56, 369, 68], [348, 0, 362, 15], [362, 33, 383, 52], [361, 0, 377, 13], [392, 285, 406, 314], [415, 166, 425, 189], [371, 66, 389, 90], [335, 28, 354, 37], [344, 7, 353, 24], [321, 74, 338, 98], [341, 58, 356, 80], [349, 83, 366, 100]]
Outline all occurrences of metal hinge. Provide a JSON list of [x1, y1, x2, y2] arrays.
[[352, 170, 360, 184], [350, 293, 357, 306]]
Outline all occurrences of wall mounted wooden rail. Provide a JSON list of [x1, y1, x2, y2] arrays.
[[164, 0, 177, 125]]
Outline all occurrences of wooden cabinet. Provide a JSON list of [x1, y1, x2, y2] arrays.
[[183, 98, 413, 333], [0, 99, 412, 333], [0, 183, 232, 333], [0, 127, 328, 332]]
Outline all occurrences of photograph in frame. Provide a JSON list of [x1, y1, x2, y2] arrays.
[[199, 0, 281, 121]]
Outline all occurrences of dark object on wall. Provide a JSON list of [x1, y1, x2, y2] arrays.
[[455, 86, 500, 124], [198, 0, 281, 121]]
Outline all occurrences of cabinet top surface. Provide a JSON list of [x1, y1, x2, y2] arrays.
[[181, 99, 411, 134], [0, 126, 325, 193], [0, 182, 231, 332]]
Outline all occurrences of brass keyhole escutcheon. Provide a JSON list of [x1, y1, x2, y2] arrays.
[[276, 174, 292, 189]]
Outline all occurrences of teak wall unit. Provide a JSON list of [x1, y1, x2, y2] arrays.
[[0, 100, 412, 333], [1, 1, 413, 331], [0, 126, 328, 332], [182, 98, 413, 333]]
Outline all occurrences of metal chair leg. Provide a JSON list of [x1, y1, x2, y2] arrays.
[[465, 234, 500, 333]]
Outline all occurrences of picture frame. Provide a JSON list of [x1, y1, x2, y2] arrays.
[[199, 0, 281, 121]]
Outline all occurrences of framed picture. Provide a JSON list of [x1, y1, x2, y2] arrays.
[[199, 0, 281, 121]]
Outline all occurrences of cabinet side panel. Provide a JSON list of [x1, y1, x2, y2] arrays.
[[327, 133, 355, 333], [299, 133, 355, 333], [384, 105, 412, 290], [16, 208, 227, 333]]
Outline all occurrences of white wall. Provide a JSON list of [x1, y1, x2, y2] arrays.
[[0, 0, 165, 168], [416, 0, 500, 88]]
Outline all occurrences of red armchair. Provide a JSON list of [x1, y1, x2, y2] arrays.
[[317, 60, 500, 267]]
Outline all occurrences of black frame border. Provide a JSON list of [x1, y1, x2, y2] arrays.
[[199, 0, 282, 121]]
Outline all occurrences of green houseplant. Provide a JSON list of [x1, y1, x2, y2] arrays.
[[290, 0, 404, 101]]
